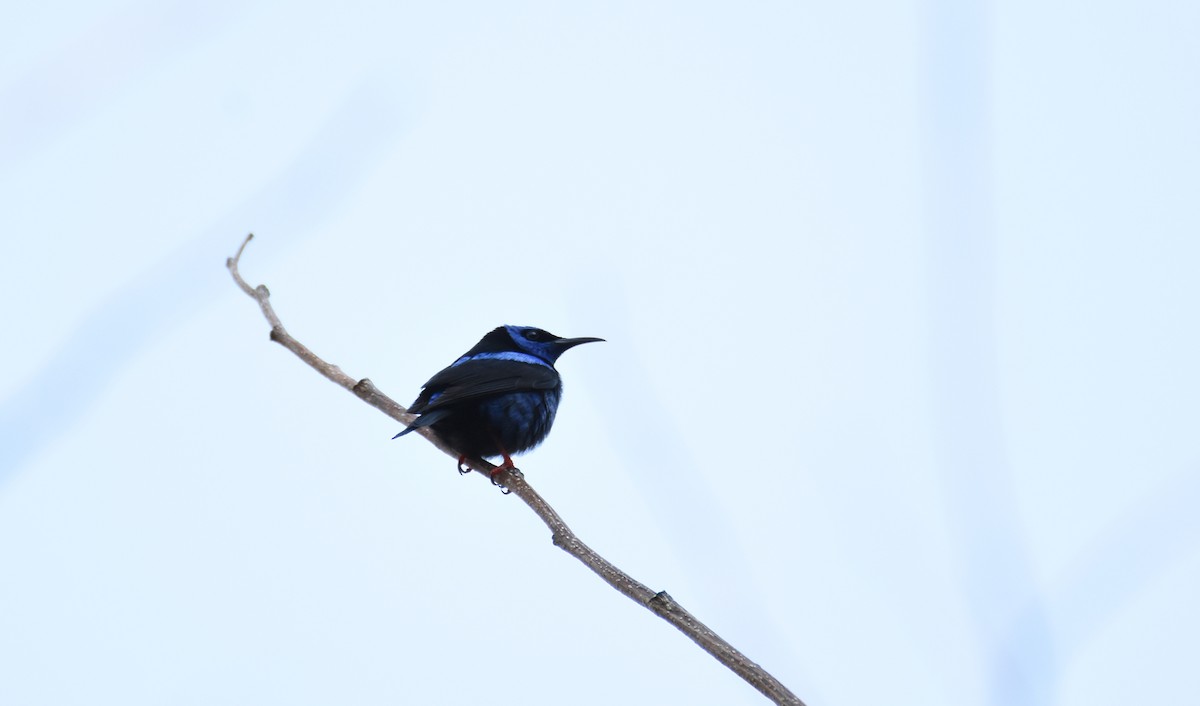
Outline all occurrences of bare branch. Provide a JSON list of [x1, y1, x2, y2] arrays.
[[226, 234, 805, 705]]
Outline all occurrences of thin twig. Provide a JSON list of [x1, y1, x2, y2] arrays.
[[226, 233, 805, 705]]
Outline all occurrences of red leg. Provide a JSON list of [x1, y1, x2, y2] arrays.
[[489, 451, 515, 485]]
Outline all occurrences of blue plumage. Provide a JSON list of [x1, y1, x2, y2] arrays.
[[394, 325, 603, 472]]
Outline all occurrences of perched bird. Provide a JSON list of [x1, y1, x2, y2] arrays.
[[394, 325, 603, 478]]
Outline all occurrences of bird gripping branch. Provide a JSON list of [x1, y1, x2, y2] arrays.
[[394, 325, 603, 482]]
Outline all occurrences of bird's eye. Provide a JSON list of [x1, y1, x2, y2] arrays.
[[524, 330, 541, 340]]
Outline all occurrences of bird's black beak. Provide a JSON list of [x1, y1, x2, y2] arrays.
[[555, 336, 605, 350]]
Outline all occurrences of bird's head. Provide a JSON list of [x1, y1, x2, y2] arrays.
[[500, 325, 604, 364]]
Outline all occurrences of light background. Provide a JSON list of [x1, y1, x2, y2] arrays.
[[2, 2, 1198, 705]]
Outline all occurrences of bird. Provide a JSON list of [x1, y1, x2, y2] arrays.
[[394, 325, 603, 480]]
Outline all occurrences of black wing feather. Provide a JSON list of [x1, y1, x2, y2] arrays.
[[410, 358, 559, 413]]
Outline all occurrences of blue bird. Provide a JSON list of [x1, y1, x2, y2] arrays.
[[394, 325, 603, 478]]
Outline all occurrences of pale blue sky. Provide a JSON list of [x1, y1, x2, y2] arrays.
[[2, 2, 1198, 705]]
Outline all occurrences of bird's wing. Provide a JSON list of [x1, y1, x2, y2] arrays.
[[410, 358, 559, 413]]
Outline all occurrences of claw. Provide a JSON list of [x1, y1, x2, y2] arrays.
[[490, 458, 520, 494], [457, 455, 471, 475]]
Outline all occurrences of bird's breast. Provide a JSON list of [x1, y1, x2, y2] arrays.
[[478, 388, 561, 453]]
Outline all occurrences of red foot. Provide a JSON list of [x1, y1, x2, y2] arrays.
[[489, 452, 516, 486]]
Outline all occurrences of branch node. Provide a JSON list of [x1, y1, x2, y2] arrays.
[[649, 591, 674, 610]]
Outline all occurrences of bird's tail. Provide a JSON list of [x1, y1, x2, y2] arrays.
[[391, 409, 450, 439]]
